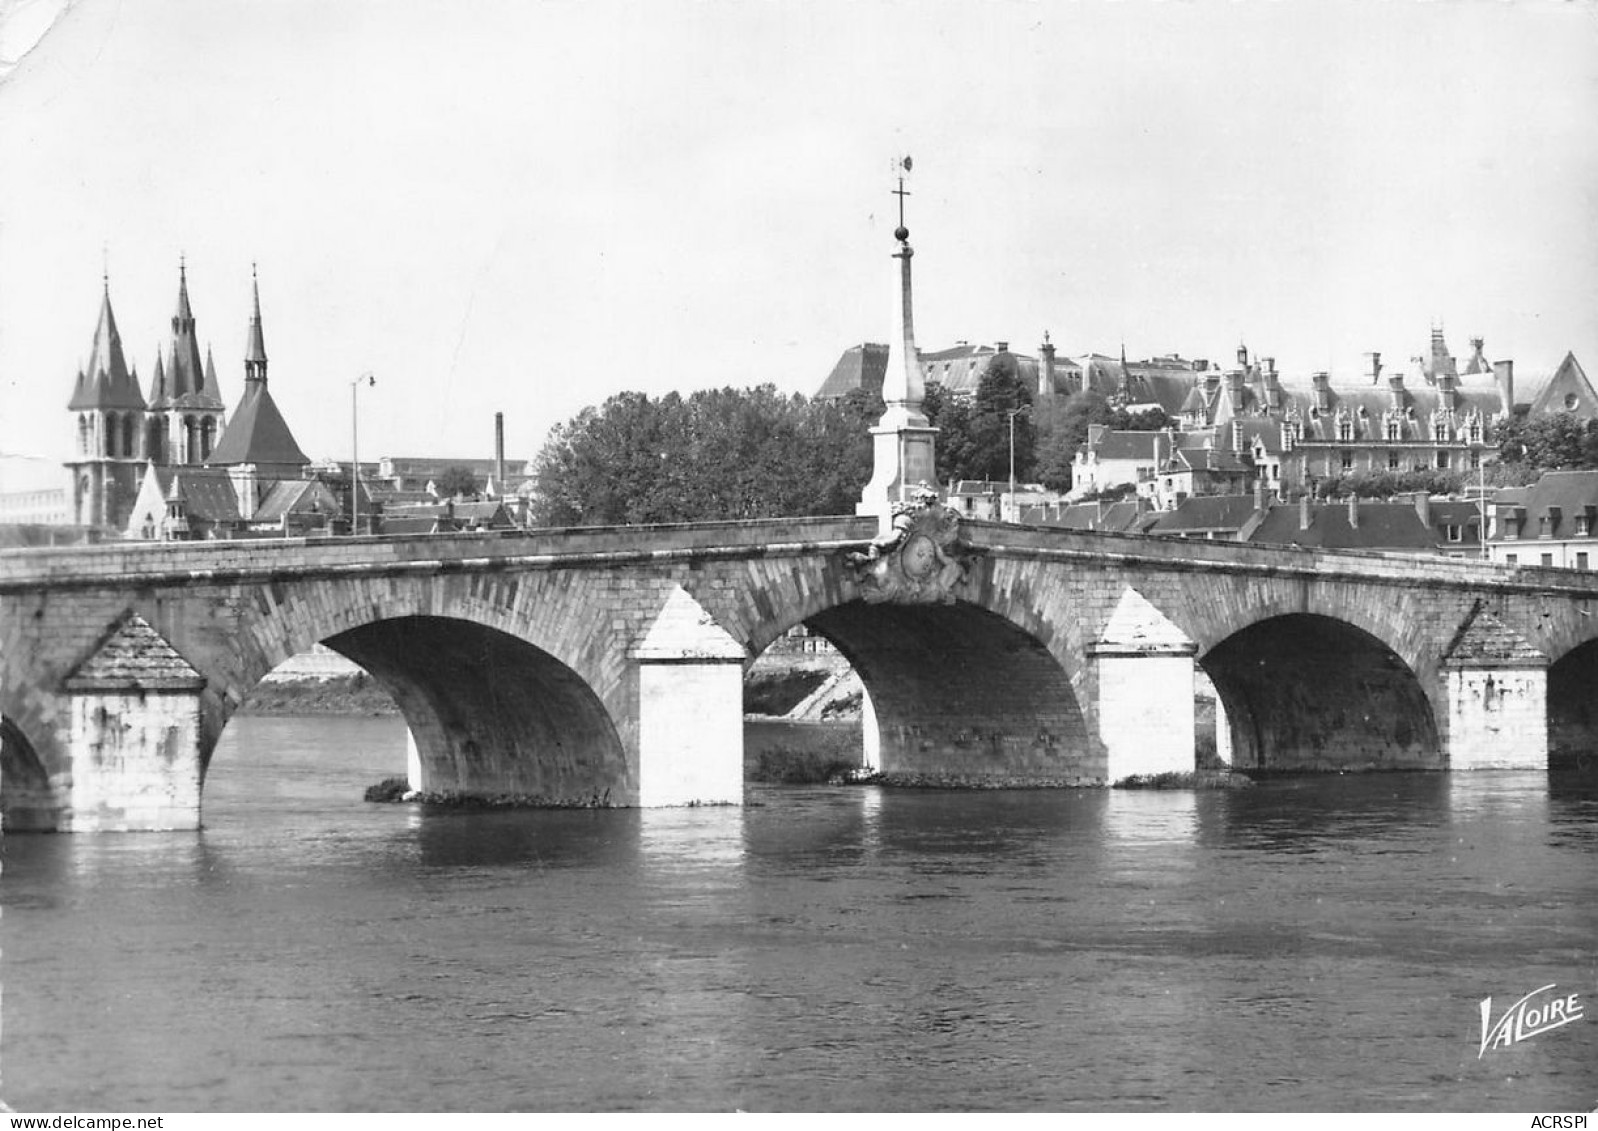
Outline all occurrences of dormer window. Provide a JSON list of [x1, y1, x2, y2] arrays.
[[1385, 418, 1402, 442], [1336, 417, 1353, 442], [1577, 513, 1592, 537], [1432, 420, 1448, 442]]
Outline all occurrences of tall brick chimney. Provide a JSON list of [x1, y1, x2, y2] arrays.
[[1364, 351, 1383, 385], [1039, 332, 1056, 399], [495, 411, 506, 499]]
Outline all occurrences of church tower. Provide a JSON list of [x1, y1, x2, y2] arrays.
[[65, 276, 148, 529], [207, 267, 310, 481], [146, 260, 227, 466]]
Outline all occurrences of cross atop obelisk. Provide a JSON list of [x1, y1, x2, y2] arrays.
[[857, 156, 938, 529]]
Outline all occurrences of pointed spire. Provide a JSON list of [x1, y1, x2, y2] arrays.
[[175, 254, 194, 324], [164, 259, 223, 409], [148, 349, 169, 406], [244, 263, 268, 383], [68, 276, 144, 410]]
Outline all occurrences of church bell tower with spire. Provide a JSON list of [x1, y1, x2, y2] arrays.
[[66, 274, 148, 529], [857, 159, 939, 529]]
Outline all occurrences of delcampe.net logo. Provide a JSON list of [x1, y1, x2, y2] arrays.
[[1478, 984, 1585, 1058]]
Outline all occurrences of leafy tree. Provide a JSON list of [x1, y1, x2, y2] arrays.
[[435, 465, 482, 499], [1497, 411, 1598, 470], [921, 359, 1035, 484], [529, 386, 875, 526]]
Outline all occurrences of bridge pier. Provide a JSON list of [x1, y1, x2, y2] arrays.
[[634, 587, 747, 807], [1441, 608, 1548, 770], [58, 615, 207, 831], [1089, 588, 1198, 782]]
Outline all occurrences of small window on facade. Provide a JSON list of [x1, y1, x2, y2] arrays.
[[1436, 451, 1449, 469], [1341, 450, 1353, 470], [1388, 451, 1400, 470], [1506, 553, 1518, 565], [1541, 553, 1555, 567], [1579, 552, 1590, 570]]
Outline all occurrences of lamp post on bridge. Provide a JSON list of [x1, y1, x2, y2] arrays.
[[1006, 406, 1027, 523], [350, 372, 375, 535]]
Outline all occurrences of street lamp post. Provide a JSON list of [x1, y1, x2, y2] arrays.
[[1007, 407, 1025, 523], [351, 372, 375, 535]]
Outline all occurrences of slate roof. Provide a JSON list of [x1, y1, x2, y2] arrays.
[[252, 479, 338, 523], [1147, 494, 1263, 534], [816, 342, 890, 399], [1525, 353, 1596, 417], [156, 467, 243, 523], [62, 613, 206, 692], [1045, 500, 1156, 533], [1491, 469, 1598, 540], [1246, 500, 1437, 551], [208, 383, 309, 469], [1082, 429, 1181, 461], [67, 285, 147, 411]]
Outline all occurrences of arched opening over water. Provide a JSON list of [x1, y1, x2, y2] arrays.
[[801, 599, 1090, 782], [0, 713, 55, 831], [1548, 637, 1598, 769], [1200, 613, 1440, 771], [316, 615, 628, 804], [742, 624, 871, 784], [209, 616, 628, 810]]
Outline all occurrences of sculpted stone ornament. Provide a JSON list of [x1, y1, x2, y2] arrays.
[[847, 484, 972, 604]]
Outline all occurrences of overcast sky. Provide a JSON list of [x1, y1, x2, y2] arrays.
[[2, 0, 1595, 476]]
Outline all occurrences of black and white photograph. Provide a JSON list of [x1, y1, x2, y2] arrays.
[[0, 0, 1595, 1116]]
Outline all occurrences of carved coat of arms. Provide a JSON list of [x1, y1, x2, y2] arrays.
[[847, 485, 972, 604]]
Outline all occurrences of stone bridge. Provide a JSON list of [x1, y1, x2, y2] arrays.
[[3, 513, 1596, 831]]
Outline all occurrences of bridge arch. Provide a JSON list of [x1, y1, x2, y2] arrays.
[[800, 599, 1091, 782], [190, 574, 638, 806], [1198, 612, 1441, 771], [1544, 634, 1598, 767]]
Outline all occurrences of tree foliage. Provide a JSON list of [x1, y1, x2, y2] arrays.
[[435, 465, 482, 499], [1496, 411, 1598, 470], [1028, 390, 1172, 493], [923, 359, 1035, 484], [529, 385, 876, 526]]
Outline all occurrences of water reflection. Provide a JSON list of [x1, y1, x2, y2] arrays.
[[4, 720, 1596, 1112]]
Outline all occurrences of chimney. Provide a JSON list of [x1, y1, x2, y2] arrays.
[[1363, 351, 1383, 385], [1300, 493, 1312, 531], [495, 411, 506, 500], [1312, 370, 1332, 412], [1347, 493, 1359, 529], [1387, 366, 1407, 413], [1493, 359, 1515, 414], [1413, 491, 1430, 526], [1254, 478, 1266, 512], [995, 341, 1010, 353], [1039, 332, 1056, 398]]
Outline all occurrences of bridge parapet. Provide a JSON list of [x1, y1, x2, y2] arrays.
[[963, 520, 1598, 596], [0, 515, 879, 591]]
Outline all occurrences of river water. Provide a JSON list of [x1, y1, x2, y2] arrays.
[[2, 715, 1595, 1112]]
